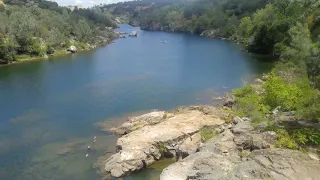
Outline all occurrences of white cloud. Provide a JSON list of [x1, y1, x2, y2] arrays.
[[75, 0, 83, 4]]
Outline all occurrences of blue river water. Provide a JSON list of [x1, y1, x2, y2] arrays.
[[0, 24, 273, 180]]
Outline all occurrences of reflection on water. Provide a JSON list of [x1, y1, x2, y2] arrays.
[[126, 158, 177, 180], [10, 109, 48, 124], [0, 25, 273, 180]]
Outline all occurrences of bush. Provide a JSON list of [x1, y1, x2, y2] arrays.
[[46, 45, 55, 54], [274, 127, 320, 150], [296, 82, 320, 121], [293, 128, 320, 146], [263, 72, 303, 111], [200, 126, 218, 142], [232, 85, 270, 117], [275, 129, 298, 149], [28, 39, 47, 56], [73, 41, 89, 50]]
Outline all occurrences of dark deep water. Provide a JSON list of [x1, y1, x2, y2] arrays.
[[0, 24, 273, 180]]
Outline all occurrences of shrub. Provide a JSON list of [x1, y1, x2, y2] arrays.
[[273, 127, 320, 149], [275, 129, 298, 149], [200, 126, 218, 142], [46, 45, 55, 54], [263, 72, 303, 111], [232, 85, 270, 117], [28, 39, 47, 56], [296, 82, 320, 121], [293, 128, 320, 146], [73, 41, 88, 50], [232, 85, 256, 98]]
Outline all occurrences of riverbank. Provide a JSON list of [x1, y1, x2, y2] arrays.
[[96, 70, 320, 179], [96, 103, 320, 179], [0, 35, 118, 67]]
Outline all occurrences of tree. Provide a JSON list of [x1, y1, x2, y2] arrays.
[[75, 19, 92, 42], [282, 23, 320, 89], [9, 10, 39, 53], [238, 17, 253, 43]]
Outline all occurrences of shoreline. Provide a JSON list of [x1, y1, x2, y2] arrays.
[[97, 103, 320, 179], [0, 37, 118, 67]]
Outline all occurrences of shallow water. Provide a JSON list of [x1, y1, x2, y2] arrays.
[[0, 24, 273, 179]]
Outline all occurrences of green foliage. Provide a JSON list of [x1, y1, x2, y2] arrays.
[[0, 33, 16, 63], [263, 72, 303, 111], [232, 85, 270, 117], [108, 0, 268, 37], [274, 127, 320, 149], [28, 39, 46, 56], [295, 128, 320, 145], [275, 129, 298, 149], [296, 91, 320, 121], [238, 17, 253, 44], [158, 142, 167, 153], [284, 23, 317, 60], [72, 42, 89, 50], [0, 0, 117, 63], [74, 19, 92, 42], [200, 126, 218, 142]]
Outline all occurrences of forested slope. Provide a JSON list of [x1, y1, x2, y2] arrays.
[[0, 0, 118, 64]]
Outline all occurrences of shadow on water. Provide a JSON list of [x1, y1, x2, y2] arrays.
[[125, 158, 177, 180]]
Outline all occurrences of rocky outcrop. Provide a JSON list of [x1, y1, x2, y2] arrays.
[[200, 29, 221, 39], [99, 108, 225, 178], [67, 45, 77, 53], [129, 31, 137, 37], [109, 111, 169, 135], [160, 117, 320, 180]]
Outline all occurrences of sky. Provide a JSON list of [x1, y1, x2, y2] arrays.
[[54, 0, 130, 7]]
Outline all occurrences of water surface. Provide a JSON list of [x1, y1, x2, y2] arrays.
[[0, 24, 273, 179]]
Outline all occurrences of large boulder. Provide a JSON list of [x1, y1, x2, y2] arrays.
[[129, 31, 137, 37], [99, 109, 225, 178], [67, 45, 77, 53]]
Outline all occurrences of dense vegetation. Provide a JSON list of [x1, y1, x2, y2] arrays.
[[0, 0, 118, 64], [105, 0, 320, 151]]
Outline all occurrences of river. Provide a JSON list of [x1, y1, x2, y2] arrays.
[[0, 24, 273, 180]]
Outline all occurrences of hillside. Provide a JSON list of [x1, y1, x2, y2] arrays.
[[0, 0, 118, 64]]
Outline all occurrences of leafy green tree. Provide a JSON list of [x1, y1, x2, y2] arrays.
[[0, 33, 15, 63], [238, 17, 253, 43], [75, 19, 92, 42]]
